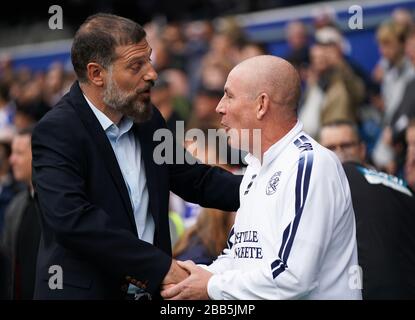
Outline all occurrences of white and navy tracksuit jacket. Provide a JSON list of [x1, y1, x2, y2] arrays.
[[205, 121, 362, 300]]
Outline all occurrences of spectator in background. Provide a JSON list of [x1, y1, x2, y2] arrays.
[[284, 21, 310, 70], [162, 69, 192, 121], [375, 20, 414, 124], [171, 125, 240, 262], [299, 40, 364, 138], [373, 21, 415, 173], [11, 70, 44, 107], [320, 121, 415, 299], [169, 125, 243, 231], [0, 55, 14, 85], [297, 44, 326, 138], [312, 5, 337, 30], [387, 27, 415, 159], [186, 86, 223, 131], [14, 100, 49, 131], [174, 208, 235, 265], [2, 128, 41, 299], [0, 142, 21, 237], [314, 27, 366, 103], [357, 82, 384, 160], [392, 7, 414, 31], [238, 41, 268, 62], [168, 208, 185, 249], [199, 62, 229, 93], [184, 20, 215, 99], [200, 30, 240, 81], [43, 62, 65, 107], [320, 121, 366, 164], [161, 23, 187, 71], [149, 38, 170, 72], [316, 26, 374, 102], [0, 81, 16, 142], [186, 17, 244, 101], [151, 73, 182, 136], [61, 68, 77, 94], [216, 17, 246, 55], [405, 119, 415, 191]]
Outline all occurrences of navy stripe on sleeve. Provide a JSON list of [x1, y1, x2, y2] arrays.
[[271, 137, 314, 279]]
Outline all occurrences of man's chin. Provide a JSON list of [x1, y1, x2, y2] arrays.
[[134, 102, 153, 123], [117, 100, 152, 123]]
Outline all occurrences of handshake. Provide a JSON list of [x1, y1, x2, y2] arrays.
[[160, 259, 213, 300]]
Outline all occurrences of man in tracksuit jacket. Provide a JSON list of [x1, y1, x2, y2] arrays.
[[161, 55, 362, 300]]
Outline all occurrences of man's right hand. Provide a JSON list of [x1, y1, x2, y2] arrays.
[[161, 259, 189, 289]]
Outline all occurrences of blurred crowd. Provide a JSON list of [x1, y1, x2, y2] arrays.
[[144, 8, 415, 187], [1, 6, 415, 299]]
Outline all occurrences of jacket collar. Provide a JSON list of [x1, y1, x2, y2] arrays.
[[245, 120, 303, 170]]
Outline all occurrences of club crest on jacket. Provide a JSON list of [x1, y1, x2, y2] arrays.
[[266, 171, 282, 195]]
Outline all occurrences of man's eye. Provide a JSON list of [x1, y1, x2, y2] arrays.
[[130, 63, 143, 71]]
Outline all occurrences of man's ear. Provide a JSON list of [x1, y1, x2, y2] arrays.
[[256, 93, 270, 120], [86, 62, 106, 87]]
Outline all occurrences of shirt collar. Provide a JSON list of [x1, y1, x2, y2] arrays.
[[244, 120, 303, 169], [83, 93, 134, 137]]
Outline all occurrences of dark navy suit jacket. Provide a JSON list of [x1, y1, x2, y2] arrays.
[[32, 82, 241, 299]]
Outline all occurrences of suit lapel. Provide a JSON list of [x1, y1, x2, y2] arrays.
[[68, 82, 137, 235]]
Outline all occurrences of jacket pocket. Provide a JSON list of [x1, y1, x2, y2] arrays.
[[43, 269, 93, 290]]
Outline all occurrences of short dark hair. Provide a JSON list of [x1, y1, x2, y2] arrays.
[[71, 13, 147, 82], [17, 125, 34, 137], [15, 100, 50, 122], [408, 118, 415, 130], [377, 20, 408, 45], [0, 81, 9, 101], [0, 142, 11, 158], [320, 120, 361, 142]]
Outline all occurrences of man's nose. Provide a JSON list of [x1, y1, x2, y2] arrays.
[[216, 98, 225, 114], [144, 63, 158, 82], [333, 149, 347, 161]]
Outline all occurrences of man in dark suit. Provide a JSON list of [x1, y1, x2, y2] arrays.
[[320, 120, 415, 299], [31, 13, 242, 300]]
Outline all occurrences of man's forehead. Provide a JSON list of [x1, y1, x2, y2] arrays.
[[408, 127, 415, 140], [230, 63, 249, 76], [115, 39, 151, 60], [226, 68, 245, 87], [13, 134, 31, 146], [322, 126, 355, 140]]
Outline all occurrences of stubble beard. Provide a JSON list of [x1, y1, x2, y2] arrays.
[[103, 71, 153, 123]]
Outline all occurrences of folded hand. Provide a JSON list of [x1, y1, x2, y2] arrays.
[[160, 260, 212, 300]]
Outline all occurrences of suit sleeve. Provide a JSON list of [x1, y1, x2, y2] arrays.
[[150, 107, 242, 212], [169, 161, 242, 212], [32, 114, 171, 294], [206, 154, 349, 299]]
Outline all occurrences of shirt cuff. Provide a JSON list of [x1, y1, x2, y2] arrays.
[[207, 274, 223, 300], [197, 264, 211, 271]]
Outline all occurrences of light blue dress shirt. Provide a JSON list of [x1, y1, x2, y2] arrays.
[[83, 94, 155, 244]]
